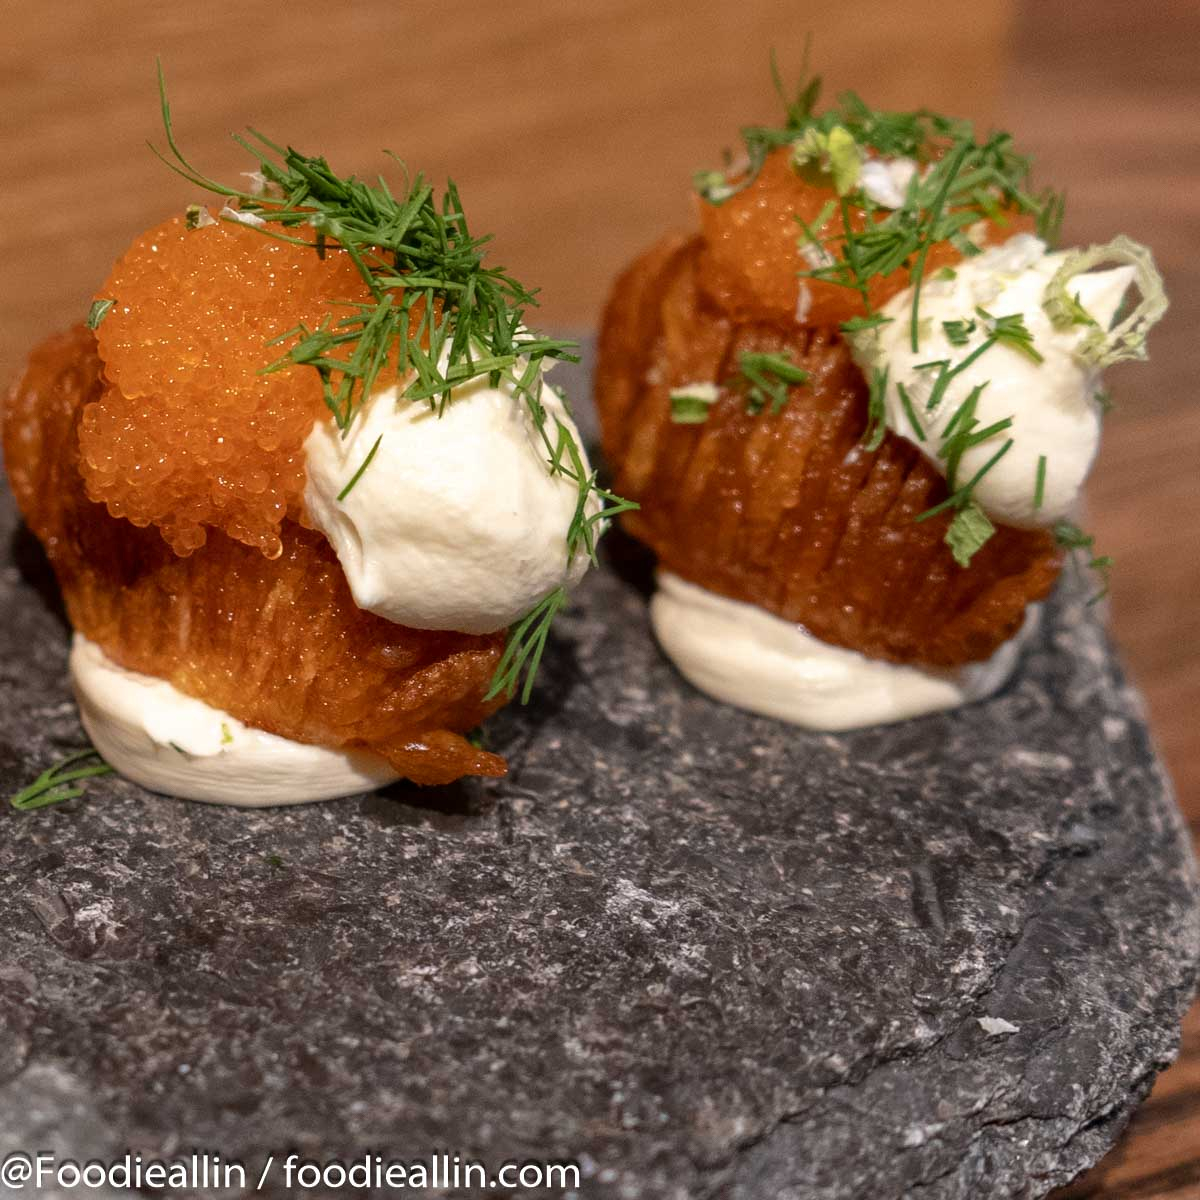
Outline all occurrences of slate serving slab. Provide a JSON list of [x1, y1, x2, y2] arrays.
[[0, 350, 1197, 1200]]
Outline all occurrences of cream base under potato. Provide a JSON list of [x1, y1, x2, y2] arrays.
[[70, 635, 400, 806], [69, 355, 593, 806], [71, 333, 1042, 802], [651, 572, 1035, 730], [74, 570, 1035, 809]]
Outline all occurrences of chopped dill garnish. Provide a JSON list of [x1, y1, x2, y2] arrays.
[[8, 749, 113, 812], [916, 320, 1011, 414], [839, 313, 892, 334], [149, 63, 636, 702], [484, 586, 567, 705], [694, 57, 1061, 351], [733, 351, 809, 415], [906, 138, 973, 351], [1036, 188, 1066, 244], [87, 298, 115, 330], [942, 318, 976, 347], [669, 383, 721, 425], [896, 382, 925, 442], [945, 502, 995, 569], [1054, 521, 1113, 603], [913, 380, 1015, 566], [916, 437, 1014, 529], [876, 303, 1040, 562], [937, 384, 1003, 490], [978, 308, 1044, 363], [337, 434, 384, 500], [862, 366, 889, 451]]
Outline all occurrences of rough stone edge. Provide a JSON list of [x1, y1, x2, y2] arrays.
[[701, 690, 1200, 1200]]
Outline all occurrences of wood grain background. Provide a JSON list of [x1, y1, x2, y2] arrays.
[[1, 1, 1196, 1193], [1008, 7, 1200, 1195]]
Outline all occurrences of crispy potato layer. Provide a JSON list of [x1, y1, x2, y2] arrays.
[[6, 327, 507, 785], [596, 210, 1061, 669]]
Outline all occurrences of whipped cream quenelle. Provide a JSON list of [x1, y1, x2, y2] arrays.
[[72, 634, 400, 805], [652, 573, 1036, 731], [850, 233, 1136, 527], [305, 364, 593, 635]]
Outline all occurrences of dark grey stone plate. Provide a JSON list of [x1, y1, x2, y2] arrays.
[[1, 350, 1196, 1200]]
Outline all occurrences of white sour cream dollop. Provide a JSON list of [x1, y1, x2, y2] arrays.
[[651, 572, 1036, 730], [851, 233, 1135, 526], [71, 635, 399, 806], [304, 366, 593, 634]]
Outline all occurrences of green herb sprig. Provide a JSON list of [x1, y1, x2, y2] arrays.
[[8, 749, 113, 812], [1033, 455, 1048, 511], [336, 434, 383, 501], [669, 384, 721, 425], [979, 307, 1044, 363], [695, 57, 1059, 571], [666, 352, 810, 427], [734, 351, 810, 415], [696, 58, 1061, 363], [1053, 521, 1114, 603], [483, 586, 567, 705], [690, 56, 1165, 594], [149, 65, 635, 702], [862, 366, 890, 451], [87, 299, 114, 330], [855, 309, 1039, 566]]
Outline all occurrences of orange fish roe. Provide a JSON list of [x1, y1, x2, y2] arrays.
[[697, 149, 1034, 327], [5, 326, 508, 785], [82, 212, 375, 557]]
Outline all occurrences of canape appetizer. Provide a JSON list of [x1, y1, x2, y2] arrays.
[[3, 79, 626, 805], [596, 68, 1166, 730]]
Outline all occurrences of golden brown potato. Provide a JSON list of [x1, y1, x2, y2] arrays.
[[5, 327, 507, 785], [596, 227, 1062, 669]]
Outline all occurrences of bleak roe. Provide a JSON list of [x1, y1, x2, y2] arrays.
[[697, 149, 1033, 326], [4, 327, 508, 784], [83, 212, 375, 558]]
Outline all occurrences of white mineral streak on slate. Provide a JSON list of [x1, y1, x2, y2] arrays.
[[978, 1017, 1022, 1036]]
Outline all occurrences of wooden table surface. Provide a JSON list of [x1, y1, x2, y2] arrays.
[[1, 1, 1196, 1194], [1008, 6, 1200, 1195]]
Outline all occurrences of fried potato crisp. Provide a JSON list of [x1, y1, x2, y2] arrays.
[[6, 327, 507, 785], [596, 227, 1061, 669]]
